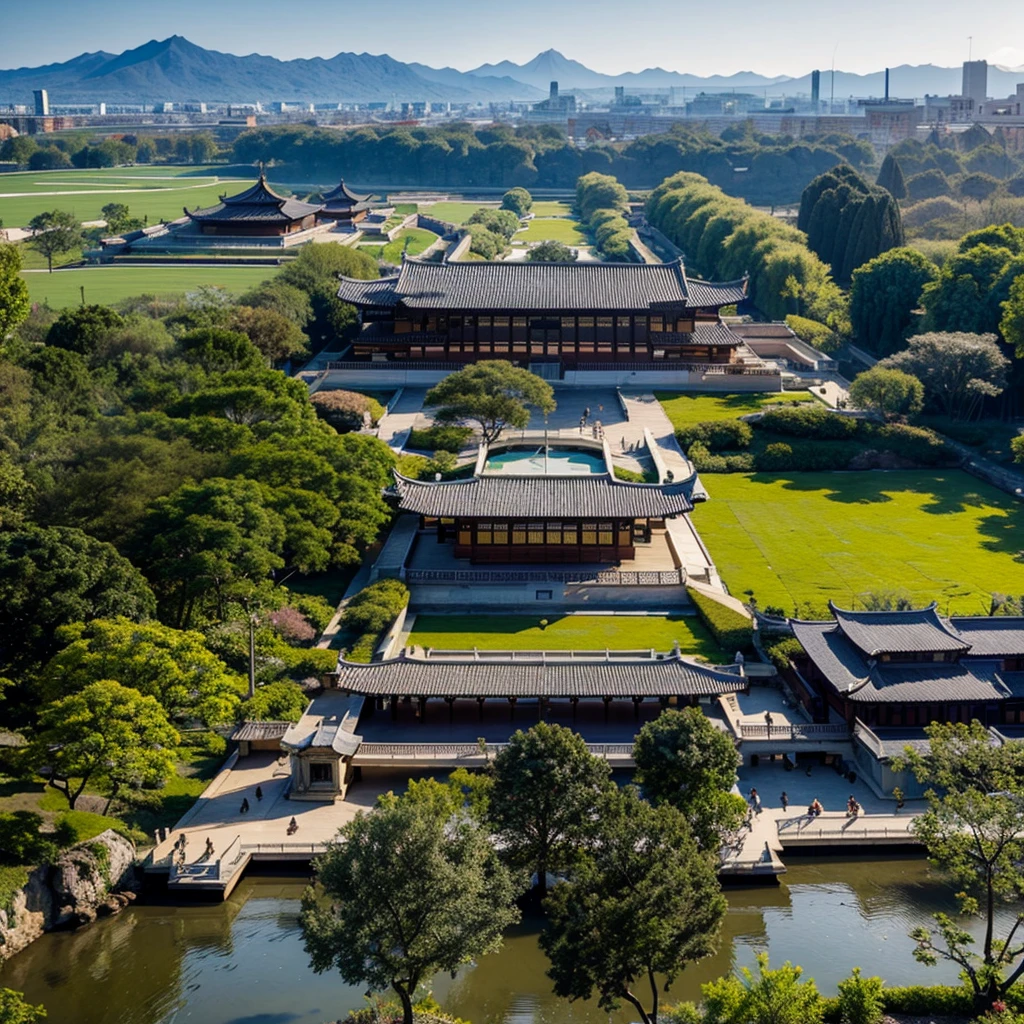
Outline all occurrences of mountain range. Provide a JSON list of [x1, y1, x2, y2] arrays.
[[2, 37, 1023, 107]]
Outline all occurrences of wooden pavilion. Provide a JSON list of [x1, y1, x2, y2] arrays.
[[318, 179, 374, 224], [184, 174, 321, 236]]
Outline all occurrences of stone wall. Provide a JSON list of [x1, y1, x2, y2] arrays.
[[0, 829, 139, 963]]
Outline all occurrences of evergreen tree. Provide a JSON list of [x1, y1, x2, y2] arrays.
[[876, 153, 907, 199]]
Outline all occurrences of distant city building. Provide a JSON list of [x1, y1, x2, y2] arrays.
[[962, 59, 988, 106], [32, 89, 49, 116]]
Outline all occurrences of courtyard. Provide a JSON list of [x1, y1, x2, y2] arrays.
[[693, 470, 1024, 615]]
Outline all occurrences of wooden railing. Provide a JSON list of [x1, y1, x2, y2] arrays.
[[738, 722, 850, 741], [355, 742, 635, 763], [405, 568, 685, 586]]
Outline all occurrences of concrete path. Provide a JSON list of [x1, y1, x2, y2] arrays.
[[376, 387, 432, 448]]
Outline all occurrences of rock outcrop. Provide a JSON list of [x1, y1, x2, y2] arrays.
[[0, 829, 139, 961]]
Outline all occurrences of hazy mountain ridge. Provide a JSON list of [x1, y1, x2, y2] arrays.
[[2, 39, 1022, 107]]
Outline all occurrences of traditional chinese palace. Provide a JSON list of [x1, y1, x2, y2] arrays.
[[790, 604, 1024, 728], [318, 180, 374, 224], [336, 257, 748, 365], [392, 468, 694, 565], [185, 173, 323, 236]]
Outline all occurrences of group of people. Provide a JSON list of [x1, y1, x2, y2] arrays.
[[846, 795, 862, 817], [238, 786, 263, 816]]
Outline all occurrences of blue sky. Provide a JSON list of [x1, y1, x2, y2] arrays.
[[2, 0, 1023, 76]]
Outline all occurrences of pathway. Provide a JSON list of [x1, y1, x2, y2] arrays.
[[376, 387, 432, 448]]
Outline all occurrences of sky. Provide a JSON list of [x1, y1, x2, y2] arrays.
[[1, 0, 1023, 76]]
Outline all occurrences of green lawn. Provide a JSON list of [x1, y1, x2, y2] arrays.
[[0, 169, 284, 227], [22, 265, 273, 308], [518, 217, 588, 245], [423, 201, 492, 224], [381, 227, 439, 263], [530, 201, 573, 217], [693, 470, 1024, 616], [407, 613, 728, 661], [656, 390, 816, 428]]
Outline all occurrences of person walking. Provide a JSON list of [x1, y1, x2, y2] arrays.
[[764, 710, 774, 736], [780, 791, 789, 812], [240, 797, 250, 815], [255, 786, 263, 802], [749, 787, 762, 815]]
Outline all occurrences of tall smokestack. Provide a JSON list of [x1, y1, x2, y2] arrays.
[[884, 67, 890, 101], [811, 70, 820, 105]]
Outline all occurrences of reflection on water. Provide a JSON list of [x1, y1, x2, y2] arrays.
[[0, 856, 999, 1024]]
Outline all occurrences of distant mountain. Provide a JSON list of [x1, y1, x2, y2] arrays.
[[2, 39, 1022, 108], [0, 36, 541, 105]]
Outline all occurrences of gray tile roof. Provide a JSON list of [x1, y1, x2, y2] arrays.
[[336, 652, 748, 698], [338, 276, 402, 307], [336, 257, 746, 313], [855, 724, 933, 758], [662, 323, 740, 347], [393, 472, 694, 519], [790, 621, 869, 692], [830, 602, 970, 657], [187, 176, 320, 224], [230, 721, 292, 742], [949, 616, 1024, 658], [321, 179, 372, 204]]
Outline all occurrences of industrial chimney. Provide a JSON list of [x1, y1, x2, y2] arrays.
[[884, 67, 890, 101]]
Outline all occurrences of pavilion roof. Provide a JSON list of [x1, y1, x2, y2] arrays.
[[392, 471, 694, 519], [335, 651, 748, 699], [321, 179, 373, 204], [949, 616, 1024, 658], [186, 174, 321, 224], [336, 257, 747, 313], [829, 602, 970, 657]]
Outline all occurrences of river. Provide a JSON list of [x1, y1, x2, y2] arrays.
[[0, 854, 990, 1024]]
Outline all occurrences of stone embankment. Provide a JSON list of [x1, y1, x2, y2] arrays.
[[0, 829, 139, 962]]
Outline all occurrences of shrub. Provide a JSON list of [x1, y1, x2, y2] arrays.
[[871, 424, 950, 466], [310, 389, 385, 431], [0, 812, 57, 866], [406, 425, 473, 453], [759, 405, 859, 439], [836, 969, 884, 1024], [763, 636, 804, 672], [269, 606, 317, 643], [915, 416, 989, 446], [676, 420, 753, 451], [688, 587, 753, 653], [240, 680, 308, 723], [178, 729, 228, 757], [501, 187, 533, 216], [688, 442, 756, 473], [879, 985, 972, 1017], [757, 442, 794, 471], [340, 580, 410, 662], [785, 314, 840, 354], [613, 465, 645, 482]]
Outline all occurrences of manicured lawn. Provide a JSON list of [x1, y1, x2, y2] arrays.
[[407, 613, 729, 661], [21, 265, 273, 308], [0, 168, 260, 227], [518, 217, 587, 245], [530, 201, 573, 217], [381, 227, 439, 263], [423, 201, 492, 224], [656, 390, 816, 428], [692, 470, 1024, 616]]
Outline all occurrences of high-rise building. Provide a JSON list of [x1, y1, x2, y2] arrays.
[[811, 70, 820, 105], [962, 60, 988, 105], [33, 89, 49, 116]]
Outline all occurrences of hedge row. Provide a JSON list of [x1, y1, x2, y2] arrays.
[[688, 441, 756, 473], [406, 425, 474, 453], [576, 172, 633, 259], [687, 587, 753, 654], [340, 579, 410, 663], [675, 419, 753, 451]]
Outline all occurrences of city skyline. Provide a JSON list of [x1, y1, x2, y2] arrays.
[[1, 0, 1022, 78]]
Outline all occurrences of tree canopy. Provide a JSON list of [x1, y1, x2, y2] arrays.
[[0, 244, 30, 340], [424, 360, 556, 443], [300, 787, 523, 1024], [527, 239, 578, 262], [876, 153, 907, 200], [501, 186, 533, 216], [28, 210, 83, 272], [848, 366, 925, 420]]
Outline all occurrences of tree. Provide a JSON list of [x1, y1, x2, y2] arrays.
[[179, 327, 265, 373], [576, 172, 629, 219], [0, 527, 156, 674], [100, 203, 142, 235], [1001, 273, 1024, 358], [541, 786, 726, 1024], [849, 366, 924, 420], [39, 618, 245, 726], [301, 792, 523, 1024], [229, 306, 308, 364], [527, 240, 578, 262], [467, 207, 521, 242], [876, 153, 907, 200], [239, 680, 307, 722], [1013, 434, 1024, 464], [0, 988, 46, 1024], [632, 707, 746, 851], [31, 680, 178, 811], [895, 722, 1024, 1011], [0, 244, 30, 340], [28, 210, 83, 272], [46, 305, 124, 356], [488, 722, 612, 897], [881, 332, 1010, 420], [424, 360, 556, 444], [501, 187, 533, 216], [849, 248, 938, 356]]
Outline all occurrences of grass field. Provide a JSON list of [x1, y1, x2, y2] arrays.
[[656, 390, 816, 428], [692, 470, 1024, 616], [407, 613, 728, 661], [22, 265, 274, 308], [423, 201, 491, 224], [518, 217, 588, 245], [530, 201, 573, 217], [0, 168, 279, 227], [381, 227, 439, 263]]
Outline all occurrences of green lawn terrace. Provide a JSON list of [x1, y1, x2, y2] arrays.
[[404, 613, 730, 663], [0, 166, 258, 227], [656, 389, 818, 427], [693, 470, 1024, 616], [20, 264, 274, 308]]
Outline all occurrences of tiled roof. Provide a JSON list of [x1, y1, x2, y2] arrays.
[[660, 323, 740, 347], [186, 176, 320, 224], [337, 275, 402, 307], [830, 602, 970, 657], [336, 257, 745, 313], [950, 616, 1024, 658], [321, 179, 372, 204], [855, 724, 933, 758], [393, 472, 693, 519], [336, 652, 748, 698], [230, 721, 292, 742], [790, 621, 870, 692]]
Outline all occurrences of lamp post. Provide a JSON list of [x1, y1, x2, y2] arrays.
[[242, 598, 257, 698]]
